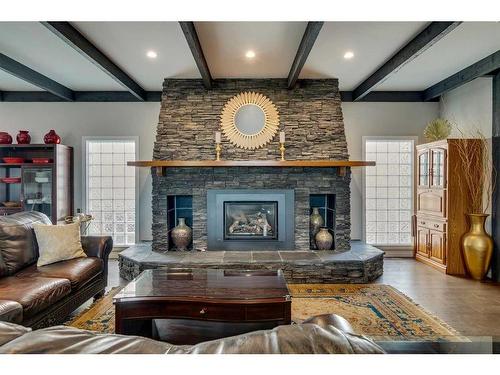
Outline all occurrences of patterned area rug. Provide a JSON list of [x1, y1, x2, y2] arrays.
[[66, 284, 463, 341]]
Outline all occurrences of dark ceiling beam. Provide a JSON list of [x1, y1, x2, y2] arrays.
[[41, 21, 147, 101], [0, 91, 162, 102], [0, 53, 74, 101], [340, 91, 438, 102], [0, 90, 438, 103], [287, 22, 324, 89], [179, 22, 213, 89], [352, 22, 462, 101], [423, 49, 500, 101]]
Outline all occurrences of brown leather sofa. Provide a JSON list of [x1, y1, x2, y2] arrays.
[[0, 314, 385, 354], [0, 212, 112, 329]]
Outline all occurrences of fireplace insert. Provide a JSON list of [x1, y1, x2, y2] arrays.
[[224, 201, 278, 240], [207, 189, 294, 251]]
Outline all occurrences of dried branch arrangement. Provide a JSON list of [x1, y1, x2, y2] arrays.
[[454, 126, 496, 214]]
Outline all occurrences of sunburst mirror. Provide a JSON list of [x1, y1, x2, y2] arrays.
[[220, 92, 280, 150]]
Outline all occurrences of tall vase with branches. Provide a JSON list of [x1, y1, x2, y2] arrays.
[[454, 126, 496, 280]]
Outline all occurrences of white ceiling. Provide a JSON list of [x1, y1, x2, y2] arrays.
[[195, 22, 307, 78], [300, 22, 427, 90], [0, 22, 123, 90], [73, 22, 201, 90], [0, 21, 498, 93], [377, 22, 500, 90]]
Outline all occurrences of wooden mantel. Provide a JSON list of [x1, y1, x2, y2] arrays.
[[128, 160, 375, 176]]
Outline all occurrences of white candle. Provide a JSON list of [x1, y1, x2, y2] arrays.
[[279, 131, 285, 143], [215, 131, 221, 143]]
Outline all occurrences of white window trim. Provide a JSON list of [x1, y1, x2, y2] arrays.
[[362, 135, 418, 252], [82, 136, 140, 246]]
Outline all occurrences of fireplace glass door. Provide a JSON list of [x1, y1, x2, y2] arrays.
[[224, 201, 278, 240]]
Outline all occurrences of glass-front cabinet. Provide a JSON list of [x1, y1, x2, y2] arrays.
[[430, 148, 446, 188], [22, 167, 53, 219], [0, 144, 73, 223], [417, 150, 430, 187]]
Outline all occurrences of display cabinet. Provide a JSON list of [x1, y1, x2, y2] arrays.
[[0, 144, 73, 223], [414, 139, 481, 275]]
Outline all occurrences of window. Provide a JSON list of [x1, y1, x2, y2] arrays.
[[363, 137, 415, 246], [84, 138, 138, 246]]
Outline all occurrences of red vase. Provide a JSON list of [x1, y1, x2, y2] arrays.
[[43, 129, 61, 144], [16, 130, 31, 144], [0, 132, 13, 144]]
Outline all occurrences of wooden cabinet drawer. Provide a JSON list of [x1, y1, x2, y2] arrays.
[[416, 218, 446, 232], [417, 189, 446, 218]]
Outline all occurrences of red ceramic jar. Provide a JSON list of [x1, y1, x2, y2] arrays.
[[16, 130, 31, 144], [43, 129, 61, 144], [0, 132, 13, 144]]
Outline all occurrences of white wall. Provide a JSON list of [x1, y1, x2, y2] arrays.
[[440, 77, 493, 137], [440, 77, 494, 230], [342, 102, 440, 240], [0, 102, 160, 241], [0, 100, 439, 243]]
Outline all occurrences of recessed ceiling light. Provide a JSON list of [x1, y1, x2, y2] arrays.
[[146, 50, 158, 59], [343, 51, 354, 60], [245, 50, 256, 59]]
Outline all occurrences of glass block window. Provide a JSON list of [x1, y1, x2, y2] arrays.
[[364, 139, 414, 246], [85, 139, 137, 246]]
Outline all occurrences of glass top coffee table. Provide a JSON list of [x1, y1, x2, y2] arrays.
[[113, 268, 291, 344]]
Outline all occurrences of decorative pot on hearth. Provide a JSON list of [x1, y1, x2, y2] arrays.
[[315, 227, 333, 250], [461, 213, 493, 280], [16, 130, 31, 144], [0, 132, 13, 144], [310, 207, 324, 250], [171, 217, 192, 251], [44, 129, 61, 144]]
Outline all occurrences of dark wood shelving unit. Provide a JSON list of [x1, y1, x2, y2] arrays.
[[0, 144, 74, 223]]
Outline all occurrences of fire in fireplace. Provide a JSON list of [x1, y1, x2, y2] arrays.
[[207, 189, 294, 251], [224, 201, 278, 240]]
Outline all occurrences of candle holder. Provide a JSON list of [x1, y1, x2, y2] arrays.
[[279, 142, 286, 161], [215, 143, 222, 161]]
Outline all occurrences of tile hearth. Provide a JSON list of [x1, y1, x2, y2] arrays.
[[119, 241, 384, 284]]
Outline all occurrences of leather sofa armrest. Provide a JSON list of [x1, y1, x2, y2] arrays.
[[81, 236, 113, 260], [81, 236, 113, 284]]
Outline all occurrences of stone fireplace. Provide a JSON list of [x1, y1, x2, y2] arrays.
[[152, 78, 351, 253]]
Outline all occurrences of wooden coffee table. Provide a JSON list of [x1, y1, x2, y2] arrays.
[[113, 268, 291, 344]]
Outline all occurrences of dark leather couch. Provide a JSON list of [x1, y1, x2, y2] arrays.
[[0, 212, 112, 329], [0, 314, 385, 354]]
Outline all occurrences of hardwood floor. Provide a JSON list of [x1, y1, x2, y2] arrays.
[[105, 258, 500, 337]]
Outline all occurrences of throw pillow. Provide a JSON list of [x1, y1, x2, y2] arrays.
[[34, 222, 87, 267]]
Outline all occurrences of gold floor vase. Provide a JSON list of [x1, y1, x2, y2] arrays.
[[461, 214, 493, 280]]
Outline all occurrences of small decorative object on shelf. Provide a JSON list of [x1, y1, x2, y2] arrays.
[[32, 158, 52, 164], [315, 227, 333, 250], [310, 207, 324, 250], [279, 131, 286, 161], [0, 132, 13, 144], [16, 130, 31, 144], [424, 118, 452, 142], [2, 157, 24, 164], [171, 217, 192, 251], [1, 177, 21, 184], [43, 129, 61, 144], [215, 131, 222, 161]]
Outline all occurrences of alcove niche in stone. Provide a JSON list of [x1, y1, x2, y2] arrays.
[[151, 78, 351, 253]]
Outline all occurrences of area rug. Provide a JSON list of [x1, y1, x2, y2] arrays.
[[66, 284, 463, 341]]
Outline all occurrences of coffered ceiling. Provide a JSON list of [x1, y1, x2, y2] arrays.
[[0, 21, 499, 99]]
